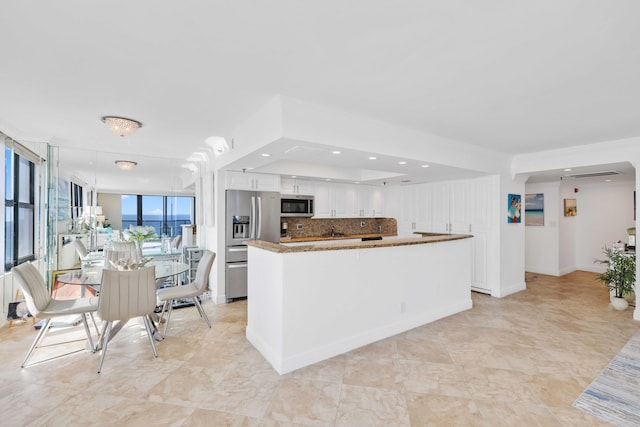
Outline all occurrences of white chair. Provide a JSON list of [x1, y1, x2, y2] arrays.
[[73, 239, 88, 258], [103, 247, 143, 267], [110, 241, 138, 251], [12, 263, 98, 368], [171, 235, 182, 250], [96, 266, 158, 373], [157, 250, 215, 337]]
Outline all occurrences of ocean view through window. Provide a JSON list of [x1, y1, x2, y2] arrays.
[[122, 194, 194, 238]]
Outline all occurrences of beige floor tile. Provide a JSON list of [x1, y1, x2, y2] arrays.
[[0, 272, 637, 426]]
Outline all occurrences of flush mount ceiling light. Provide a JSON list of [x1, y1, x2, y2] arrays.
[[114, 160, 138, 171], [101, 116, 142, 137]]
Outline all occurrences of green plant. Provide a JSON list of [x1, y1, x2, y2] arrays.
[[595, 245, 636, 298]]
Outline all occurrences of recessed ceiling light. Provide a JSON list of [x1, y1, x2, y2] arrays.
[[291, 175, 297, 178], [398, 161, 407, 165], [331, 150, 341, 154], [421, 164, 430, 168], [605, 179, 612, 182], [564, 168, 572, 172], [354, 181, 360, 184], [261, 153, 271, 157], [368, 156, 377, 160], [325, 178, 331, 181]]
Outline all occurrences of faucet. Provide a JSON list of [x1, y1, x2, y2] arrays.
[[330, 226, 335, 237]]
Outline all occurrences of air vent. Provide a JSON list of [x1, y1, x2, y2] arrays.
[[563, 171, 621, 179]]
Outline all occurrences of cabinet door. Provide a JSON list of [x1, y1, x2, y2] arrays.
[[415, 183, 431, 232], [470, 177, 492, 232], [253, 173, 280, 191], [470, 231, 490, 292], [431, 182, 450, 233], [450, 181, 470, 233], [225, 171, 254, 190], [313, 183, 333, 218], [280, 178, 296, 194], [397, 186, 417, 237], [370, 187, 385, 217], [345, 184, 361, 217], [296, 180, 315, 195], [332, 183, 349, 217]]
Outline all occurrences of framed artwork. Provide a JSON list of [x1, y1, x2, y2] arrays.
[[508, 194, 521, 223], [525, 193, 544, 226], [564, 198, 577, 216]]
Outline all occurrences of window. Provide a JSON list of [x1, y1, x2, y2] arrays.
[[5, 145, 36, 270], [122, 194, 194, 237]]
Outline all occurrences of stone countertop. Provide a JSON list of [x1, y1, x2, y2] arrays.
[[281, 233, 397, 243], [247, 234, 473, 253]]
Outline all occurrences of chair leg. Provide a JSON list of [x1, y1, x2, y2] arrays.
[[142, 316, 158, 358], [98, 321, 113, 373], [162, 299, 174, 338], [80, 313, 96, 352], [21, 318, 52, 368], [193, 297, 211, 328]]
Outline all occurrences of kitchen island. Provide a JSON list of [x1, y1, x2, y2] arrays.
[[245, 234, 473, 374]]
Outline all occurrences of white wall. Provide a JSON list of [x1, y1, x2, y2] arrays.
[[574, 180, 635, 273], [525, 182, 561, 275], [525, 179, 635, 276]]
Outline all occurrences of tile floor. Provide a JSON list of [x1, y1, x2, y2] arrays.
[[0, 271, 638, 426]]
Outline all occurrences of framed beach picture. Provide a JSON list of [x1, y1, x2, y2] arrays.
[[508, 194, 521, 223], [564, 198, 577, 216], [525, 193, 544, 226]]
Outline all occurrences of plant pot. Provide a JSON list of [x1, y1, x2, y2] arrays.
[[611, 297, 629, 311]]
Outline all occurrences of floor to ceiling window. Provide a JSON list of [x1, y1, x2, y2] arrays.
[[4, 142, 37, 271], [121, 194, 194, 238]]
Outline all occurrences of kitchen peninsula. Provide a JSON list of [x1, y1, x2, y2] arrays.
[[245, 233, 473, 374]]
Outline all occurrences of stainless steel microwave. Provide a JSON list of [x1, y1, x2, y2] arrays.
[[281, 195, 314, 217]]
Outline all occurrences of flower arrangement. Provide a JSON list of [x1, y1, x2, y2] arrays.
[[122, 225, 158, 244]]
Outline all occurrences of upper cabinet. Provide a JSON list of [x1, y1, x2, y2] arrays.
[[281, 178, 315, 195], [312, 182, 385, 218], [225, 171, 281, 192]]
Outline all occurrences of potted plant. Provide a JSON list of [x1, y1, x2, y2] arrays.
[[595, 245, 636, 310]]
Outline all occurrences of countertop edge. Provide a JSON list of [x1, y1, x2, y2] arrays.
[[246, 234, 473, 253]]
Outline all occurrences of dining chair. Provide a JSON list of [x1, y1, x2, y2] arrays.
[[96, 265, 158, 373], [104, 246, 143, 267], [12, 262, 99, 368], [156, 250, 216, 337], [111, 241, 137, 251], [171, 235, 182, 250], [73, 239, 88, 258]]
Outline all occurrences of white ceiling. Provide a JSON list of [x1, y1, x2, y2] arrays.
[[1, 1, 639, 189]]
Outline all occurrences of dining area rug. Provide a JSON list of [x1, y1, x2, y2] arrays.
[[573, 330, 640, 426]]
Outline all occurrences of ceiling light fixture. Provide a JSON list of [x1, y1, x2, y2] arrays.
[[421, 164, 430, 168], [368, 156, 377, 160], [398, 161, 407, 165], [114, 160, 138, 171], [101, 116, 142, 137], [261, 153, 271, 157], [331, 150, 341, 154]]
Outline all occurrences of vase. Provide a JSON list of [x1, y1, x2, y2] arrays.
[[611, 296, 629, 311]]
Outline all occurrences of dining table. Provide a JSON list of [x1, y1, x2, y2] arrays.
[[56, 260, 190, 345]]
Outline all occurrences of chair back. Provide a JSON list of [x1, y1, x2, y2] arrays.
[[73, 240, 88, 258], [111, 241, 137, 251], [193, 250, 216, 292], [12, 263, 51, 317], [104, 247, 143, 266], [98, 266, 156, 321], [171, 235, 182, 250]]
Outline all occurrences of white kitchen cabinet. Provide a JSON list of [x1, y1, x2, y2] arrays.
[[281, 178, 314, 195], [393, 184, 430, 237], [225, 171, 281, 191], [314, 182, 347, 217], [430, 176, 496, 293], [357, 186, 386, 217]]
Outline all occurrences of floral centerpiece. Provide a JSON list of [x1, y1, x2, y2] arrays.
[[122, 225, 158, 244]]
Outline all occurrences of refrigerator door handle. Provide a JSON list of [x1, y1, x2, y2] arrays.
[[250, 196, 256, 239], [256, 196, 262, 239]]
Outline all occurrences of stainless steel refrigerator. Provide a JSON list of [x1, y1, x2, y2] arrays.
[[225, 189, 281, 300]]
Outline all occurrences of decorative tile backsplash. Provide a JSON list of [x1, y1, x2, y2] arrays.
[[280, 217, 397, 240]]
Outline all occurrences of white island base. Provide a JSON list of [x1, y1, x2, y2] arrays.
[[246, 237, 472, 374]]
